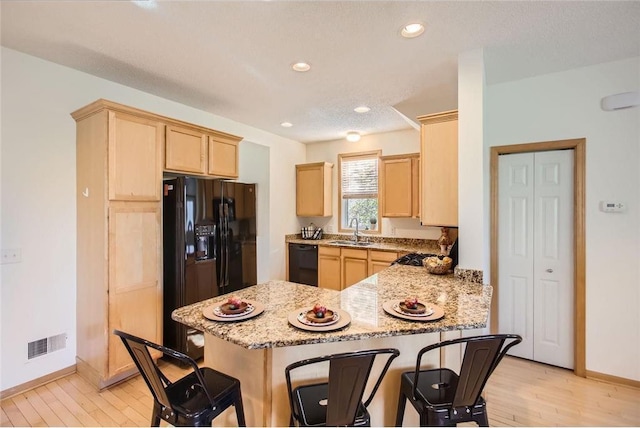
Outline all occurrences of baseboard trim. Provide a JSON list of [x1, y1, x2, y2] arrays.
[[0, 364, 76, 400], [586, 370, 640, 389]]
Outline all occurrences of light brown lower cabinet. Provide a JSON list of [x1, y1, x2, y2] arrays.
[[342, 248, 369, 288], [318, 246, 341, 291], [317, 246, 399, 290], [369, 250, 399, 275]]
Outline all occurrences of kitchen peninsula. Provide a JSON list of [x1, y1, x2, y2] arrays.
[[172, 264, 492, 426]]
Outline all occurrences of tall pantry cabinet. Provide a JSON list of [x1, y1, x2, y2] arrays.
[[73, 100, 163, 388]]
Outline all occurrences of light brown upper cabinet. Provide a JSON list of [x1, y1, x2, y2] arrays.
[[380, 153, 420, 218], [165, 125, 207, 175], [165, 126, 241, 179], [418, 110, 458, 227], [208, 135, 239, 178], [108, 111, 163, 201], [296, 162, 333, 217]]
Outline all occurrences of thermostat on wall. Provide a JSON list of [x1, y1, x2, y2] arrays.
[[599, 201, 626, 213]]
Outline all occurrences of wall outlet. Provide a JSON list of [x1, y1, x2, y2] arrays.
[[390, 227, 396, 236], [1, 248, 22, 264]]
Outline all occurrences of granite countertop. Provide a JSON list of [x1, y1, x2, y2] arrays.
[[172, 264, 492, 350], [286, 235, 440, 254]]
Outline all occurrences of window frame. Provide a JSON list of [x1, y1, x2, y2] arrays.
[[337, 150, 382, 234]]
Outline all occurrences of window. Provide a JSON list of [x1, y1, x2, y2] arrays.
[[338, 150, 381, 233]]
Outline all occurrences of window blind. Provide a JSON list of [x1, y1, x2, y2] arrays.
[[341, 156, 378, 199]]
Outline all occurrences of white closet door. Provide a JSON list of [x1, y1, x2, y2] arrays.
[[498, 153, 535, 360], [533, 150, 574, 369], [498, 150, 574, 369]]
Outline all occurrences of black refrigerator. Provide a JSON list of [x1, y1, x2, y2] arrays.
[[163, 177, 256, 360]]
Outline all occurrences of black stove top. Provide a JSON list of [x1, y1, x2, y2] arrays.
[[392, 253, 438, 266]]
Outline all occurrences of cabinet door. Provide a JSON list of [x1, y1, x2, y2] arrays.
[[341, 248, 368, 289], [318, 255, 341, 291], [107, 202, 162, 378], [296, 163, 333, 217], [208, 136, 239, 178], [108, 111, 163, 201], [165, 125, 207, 175], [381, 157, 412, 217], [419, 112, 458, 226]]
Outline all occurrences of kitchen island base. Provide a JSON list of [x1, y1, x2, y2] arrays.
[[205, 330, 462, 427]]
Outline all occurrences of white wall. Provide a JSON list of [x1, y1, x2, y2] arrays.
[[457, 49, 485, 272], [0, 47, 305, 390], [484, 57, 640, 380], [305, 128, 442, 240]]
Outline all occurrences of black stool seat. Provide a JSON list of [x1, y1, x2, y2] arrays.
[[113, 329, 246, 427], [396, 334, 521, 427]]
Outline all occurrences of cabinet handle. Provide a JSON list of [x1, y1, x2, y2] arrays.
[[546, 268, 553, 273]]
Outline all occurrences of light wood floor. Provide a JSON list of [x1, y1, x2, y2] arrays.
[[1, 356, 638, 426]]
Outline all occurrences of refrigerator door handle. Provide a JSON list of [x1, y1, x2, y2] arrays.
[[224, 208, 230, 288], [218, 202, 226, 291]]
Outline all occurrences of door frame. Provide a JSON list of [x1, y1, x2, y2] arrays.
[[490, 138, 586, 377]]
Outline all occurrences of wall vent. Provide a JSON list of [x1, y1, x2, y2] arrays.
[[28, 333, 67, 360]]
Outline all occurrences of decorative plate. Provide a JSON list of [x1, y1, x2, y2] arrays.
[[382, 301, 444, 322], [298, 310, 340, 327], [202, 300, 265, 322], [288, 308, 351, 332]]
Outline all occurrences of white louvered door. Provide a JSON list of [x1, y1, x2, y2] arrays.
[[498, 150, 574, 369]]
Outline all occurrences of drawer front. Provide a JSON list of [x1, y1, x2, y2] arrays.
[[370, 250, 398, 263], [341, 248, 368, 259], [319, 246, 341, 257]]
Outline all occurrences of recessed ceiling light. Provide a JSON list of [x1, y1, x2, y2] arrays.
[[401, 22, 425, 38], [132, 0, 157, 9], [292, 62, 311, 72], [354, 106, 370, 113], [346, 132, 361, 142], [280, 122, 293, 128]]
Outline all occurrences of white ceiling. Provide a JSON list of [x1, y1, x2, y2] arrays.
[[1, 1, 639, 143]]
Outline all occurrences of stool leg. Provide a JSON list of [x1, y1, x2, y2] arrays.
[[150, 402, 160, 427], [234, 390, 246, 427], [395, 391, 407, 427], [474, 409, 489, 427]]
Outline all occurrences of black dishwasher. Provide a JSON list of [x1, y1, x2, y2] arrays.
[[288, 243, 318, 286]]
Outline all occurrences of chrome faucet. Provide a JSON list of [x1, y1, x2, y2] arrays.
[[349, 218, 360, 243]]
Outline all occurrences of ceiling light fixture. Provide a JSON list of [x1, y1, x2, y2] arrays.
[[354, 106, 370, 113], [292, 62, 311, 72], [346, 132, 361, 142], [280, 122, 293, 128], [132, 0, 158, 9], [401, 22, 425, 38]]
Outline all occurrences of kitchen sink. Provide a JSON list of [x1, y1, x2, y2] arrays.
[[329, 240, 372, 247]]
